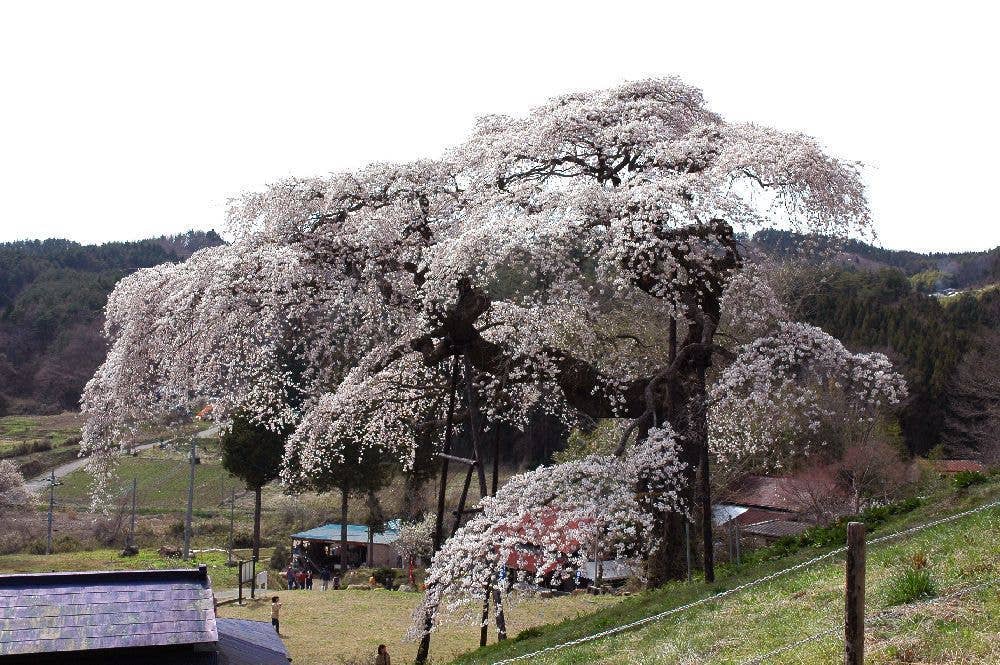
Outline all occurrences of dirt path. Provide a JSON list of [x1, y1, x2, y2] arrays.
[[27, 424, 220, 493]]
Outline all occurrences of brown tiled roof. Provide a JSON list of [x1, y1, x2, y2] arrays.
[[723, 476, 800, 512], [930, 459, 986, 474], [734, 508, 796, 526], [742, 520, 812, 539]]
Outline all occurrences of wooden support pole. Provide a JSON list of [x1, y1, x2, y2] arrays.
[[438, 453, 478, 466], [845, 522, 866, 665]]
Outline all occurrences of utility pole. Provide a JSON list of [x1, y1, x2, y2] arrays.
[[127, 477, 137, 549], [45, 471, 62, 555], [183, 437, 196, 560], [228, 487, 235, 564]]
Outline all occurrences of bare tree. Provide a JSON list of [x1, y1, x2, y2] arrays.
[[944, 330, 1000, 464]]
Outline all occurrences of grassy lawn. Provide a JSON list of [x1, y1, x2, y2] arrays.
[[217, 588, 620, 664], [0, 548, 241, 588], [455, 481, 1000, 665]]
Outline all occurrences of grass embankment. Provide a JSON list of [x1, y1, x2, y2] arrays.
[[56, 438, 237, 514], [454, 480, 1000, 665], [218, 588, 619, 664]]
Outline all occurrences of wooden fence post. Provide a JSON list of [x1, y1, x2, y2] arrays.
[[845, 522, 866, 665]]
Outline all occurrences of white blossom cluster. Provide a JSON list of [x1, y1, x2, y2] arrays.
[[394, 513, 436, 563], [415, 425, 684, 634], [709, 322, 908, 466]]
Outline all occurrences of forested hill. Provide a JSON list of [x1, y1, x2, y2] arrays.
[[0, 231, 224, 415], [754, 229, 1000, 292]]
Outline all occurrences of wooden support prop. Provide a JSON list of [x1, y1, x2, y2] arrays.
[[439, 453, 478, 465], [451, 461, 478, 537], [845, 522, 866, 665]]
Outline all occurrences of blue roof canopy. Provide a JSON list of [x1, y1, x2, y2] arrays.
[[291, 519, 400, 545]]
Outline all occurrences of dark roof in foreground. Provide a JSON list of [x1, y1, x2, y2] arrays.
[[217, 619, 289, 665], [0, 566, 217, 658]]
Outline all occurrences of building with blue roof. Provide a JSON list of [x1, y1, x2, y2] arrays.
[[291, 520, 401, 571]]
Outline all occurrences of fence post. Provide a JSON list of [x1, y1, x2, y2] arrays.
[[845, 522, 866, 665], [238, 560, 244, 605]]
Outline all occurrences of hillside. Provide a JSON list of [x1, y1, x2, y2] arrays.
[[455, 477, 1000, 664], [0, 231, 224, 415], [753, 230, 1000, 291]]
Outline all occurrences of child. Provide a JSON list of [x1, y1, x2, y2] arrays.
[[270, 596, 282, 634]]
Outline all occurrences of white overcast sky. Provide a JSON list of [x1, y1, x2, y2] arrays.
[[0, 1, 996, 252]]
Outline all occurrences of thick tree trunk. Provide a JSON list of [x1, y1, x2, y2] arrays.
[[694, 363, 715, 583], [416, 357, 460, 665]]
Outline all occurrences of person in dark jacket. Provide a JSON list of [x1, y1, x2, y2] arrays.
[[375, 644, 390, 665]]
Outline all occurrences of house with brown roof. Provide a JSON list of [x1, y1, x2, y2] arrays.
[[714, 475, 814, 542]]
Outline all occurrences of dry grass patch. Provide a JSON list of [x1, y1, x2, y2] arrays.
[[217, 588, 619, 664]]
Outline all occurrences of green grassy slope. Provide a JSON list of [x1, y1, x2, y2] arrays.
[[454, 481, 1000, 665]]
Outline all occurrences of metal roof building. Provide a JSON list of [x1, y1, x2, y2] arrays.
[[290, 520, 401, 546], [0, 566, 288, 664]]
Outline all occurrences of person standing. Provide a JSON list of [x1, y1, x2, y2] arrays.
[[285, 566, 295, 590], [270, 596, 282, 634], [320, 568, 331, 591], [375, 644, 390, 665], [306, 570, 313, 590]]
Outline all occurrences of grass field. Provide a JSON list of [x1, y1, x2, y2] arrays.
[[454, 481, 1000, 665], [0, 548, 242, 588], [217, 587, 620, 664]]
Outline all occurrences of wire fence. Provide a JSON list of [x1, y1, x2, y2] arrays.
[[738, 576, 1000, 665], [492, 497, 1000, 665]]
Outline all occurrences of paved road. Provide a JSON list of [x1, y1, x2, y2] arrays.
[[27, 424, 221, 493]]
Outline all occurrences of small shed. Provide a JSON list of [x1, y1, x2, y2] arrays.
[[291, 520, 401, 570], [0, 566, 288, 664]]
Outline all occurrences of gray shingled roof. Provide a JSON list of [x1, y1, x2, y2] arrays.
[[217, 619, 289, 665], [0, 566, 218, 657]]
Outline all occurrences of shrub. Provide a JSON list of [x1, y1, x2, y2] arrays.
[[885, 567, 936, 605], [232, 529, 255, 549], [52, 534, 84, 553], [953, 471, 988, 488], [270, 544, 291, 571], [373, 567, 396, 589], [514, 626, 544, 642]]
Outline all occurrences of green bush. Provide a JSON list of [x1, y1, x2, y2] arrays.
[[270, 544, 291, 571], [953, 471, 988, 488], [514, 626, 544, 642], [373, 566, 396, 589], [761, 497, 924, 562], [885, 567, 936, 605]]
